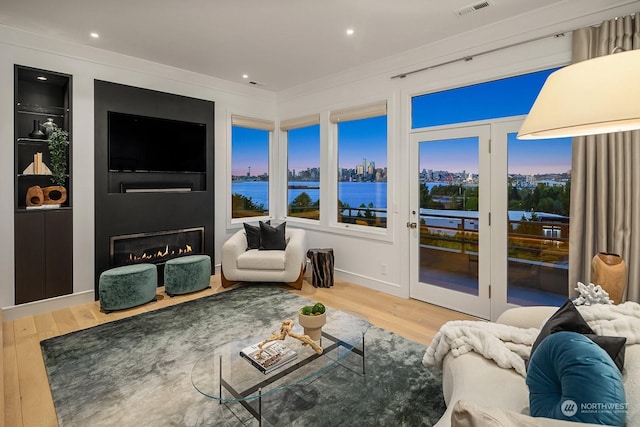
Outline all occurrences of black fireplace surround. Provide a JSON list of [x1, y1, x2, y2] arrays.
[[94, 81, 215, 298]]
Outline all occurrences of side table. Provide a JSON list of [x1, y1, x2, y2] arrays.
[[306, 248, 334, 288]]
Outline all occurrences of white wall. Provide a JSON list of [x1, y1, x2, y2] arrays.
[[0, 26, 277, 317]]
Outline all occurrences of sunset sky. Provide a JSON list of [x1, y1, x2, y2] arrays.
[[233, 67, 570, 177]]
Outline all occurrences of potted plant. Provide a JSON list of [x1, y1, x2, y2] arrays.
[[298, 302, 326, 341], [47, 127, 69, 187]]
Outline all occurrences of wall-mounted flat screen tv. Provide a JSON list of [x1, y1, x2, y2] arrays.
[[108, 111, 206, 173]]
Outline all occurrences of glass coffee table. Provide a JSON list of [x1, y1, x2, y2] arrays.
[[191, 311, 369, 426]]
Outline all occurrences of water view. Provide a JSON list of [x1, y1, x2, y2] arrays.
[[232, 181, 387, 210]]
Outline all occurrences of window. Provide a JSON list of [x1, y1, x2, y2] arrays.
[[411, 68, 559, 129], [282, 114, 321, 220], [230, 115, 274, 219], [331, 101, 388, 228]]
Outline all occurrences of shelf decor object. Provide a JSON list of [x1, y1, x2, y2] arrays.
[[43, 186, 67, 204], [28, 119, 46, 139], [26, 185, 44, 206], [41, 117, 57, 137]]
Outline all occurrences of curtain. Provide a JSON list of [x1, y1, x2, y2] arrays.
[[568, 13, 640, 302]]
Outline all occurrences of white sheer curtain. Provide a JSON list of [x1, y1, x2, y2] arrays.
[[568, 13, 640, 302]]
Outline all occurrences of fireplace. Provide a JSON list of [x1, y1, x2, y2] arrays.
[[110, 227, 204, 267]]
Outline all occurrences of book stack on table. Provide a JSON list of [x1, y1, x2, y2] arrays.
[[240, 341, 297, 374]]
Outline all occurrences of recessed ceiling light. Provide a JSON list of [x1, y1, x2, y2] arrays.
[[36, 76, 47, 81], [242, 74, 249, 79], [90, 32, 100, 38], [346, 28, 355, 36]]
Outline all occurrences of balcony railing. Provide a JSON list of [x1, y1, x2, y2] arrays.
[[419, 211, 569, 269]]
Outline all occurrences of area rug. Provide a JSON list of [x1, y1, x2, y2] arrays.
[[41, 286, 445, 426]]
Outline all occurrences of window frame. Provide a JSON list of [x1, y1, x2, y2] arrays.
[[328, 100, 393, 239], [281, 114, 321, 223], [228, 114, 275, 226]]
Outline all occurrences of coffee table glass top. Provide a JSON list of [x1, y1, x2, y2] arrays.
[[191, 310, 370, 402]]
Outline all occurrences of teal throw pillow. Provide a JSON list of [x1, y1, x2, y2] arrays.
[[526, 331, 626, 426]]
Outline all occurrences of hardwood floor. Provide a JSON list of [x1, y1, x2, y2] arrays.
[[2, 276, 477, 427]]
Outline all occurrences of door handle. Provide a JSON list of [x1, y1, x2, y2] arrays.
[[406, 222, 417, 229]]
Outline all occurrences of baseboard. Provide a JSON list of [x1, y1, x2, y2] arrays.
[[335, 268, 407, 298], [214, 262, 407, 298], [0, 306, 4, 425], [2, 291, 95, 321]]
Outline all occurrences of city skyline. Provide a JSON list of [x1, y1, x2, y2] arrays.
[[419, 134, 571, 176]]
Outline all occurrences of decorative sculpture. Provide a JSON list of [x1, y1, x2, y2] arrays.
[[573, 281, 613, 306], [256, 319, 323, 359], [25, 185, 67, 207], [26, 185, 44, 206], [43, 185, 67, 204]]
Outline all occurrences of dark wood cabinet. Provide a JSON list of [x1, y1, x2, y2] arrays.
[[14, 65, 73, 304], [14, 210, 73, 304]]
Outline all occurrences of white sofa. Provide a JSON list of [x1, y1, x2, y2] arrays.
[[437, 306, 640, 426], [220, 228, 307, 289]]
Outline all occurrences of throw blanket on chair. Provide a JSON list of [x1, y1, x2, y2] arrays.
[[423, 301, 640, 377], [422, 321, 538, 376]]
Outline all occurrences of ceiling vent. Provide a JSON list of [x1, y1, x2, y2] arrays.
[[454, 1, 492, 16]]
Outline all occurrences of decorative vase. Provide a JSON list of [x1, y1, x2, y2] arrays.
[[41, 118, 57, 138], [26, 185, 44, 206], [29, 119, 46, 139], [298, 311, 326, 342], [591, 252, 627, 304]]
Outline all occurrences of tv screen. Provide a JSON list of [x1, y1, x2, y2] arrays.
[[108, 111, 206, 173]]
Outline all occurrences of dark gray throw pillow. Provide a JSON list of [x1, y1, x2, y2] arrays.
[[527, 299, 626, 372], [243, 220, 270, 250], [259, 221, 286, 250]]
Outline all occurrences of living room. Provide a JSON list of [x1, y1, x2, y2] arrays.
[[1, 1, 638, 319], [2, 1, 640, 425]]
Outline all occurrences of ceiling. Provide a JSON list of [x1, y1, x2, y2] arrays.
[[0, 0, 632, 91]]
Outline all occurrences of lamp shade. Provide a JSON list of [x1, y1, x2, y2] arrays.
[[517, 49, 640, 139]]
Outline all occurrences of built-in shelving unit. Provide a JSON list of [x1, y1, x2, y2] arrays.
[[14, 65, 73, 304]]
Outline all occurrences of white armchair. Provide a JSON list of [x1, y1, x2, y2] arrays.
[[220, 228, 307, 289]]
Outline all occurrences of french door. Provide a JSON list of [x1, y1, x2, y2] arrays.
[[409, 125, 492, 319], [409, 120, 570, 320]]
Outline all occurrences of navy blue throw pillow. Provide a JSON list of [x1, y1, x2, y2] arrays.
[[259, 221, 286, 250]]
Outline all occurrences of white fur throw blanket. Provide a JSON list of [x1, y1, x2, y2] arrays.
[[422, 301, 640, 377]]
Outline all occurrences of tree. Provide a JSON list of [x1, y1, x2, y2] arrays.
[[420, 184, 444, 209], [290, 192, 314, 213], [232, 193, 265, 218]]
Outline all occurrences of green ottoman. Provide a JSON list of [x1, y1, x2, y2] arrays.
[[164, 254, 212, 296], [99, 263, 157, 313]]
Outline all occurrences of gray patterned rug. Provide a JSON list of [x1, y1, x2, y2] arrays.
[[41, 286, 445, 426]]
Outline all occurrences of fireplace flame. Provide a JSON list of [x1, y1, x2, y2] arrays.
[[125, 244, 193, 264]]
